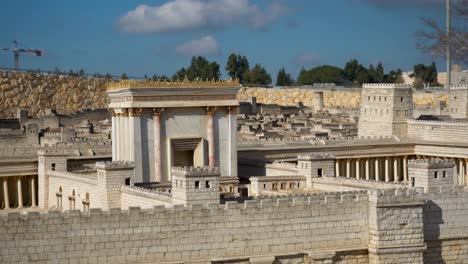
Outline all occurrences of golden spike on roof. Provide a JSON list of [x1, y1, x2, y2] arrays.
[[107, 77, 240, 90]]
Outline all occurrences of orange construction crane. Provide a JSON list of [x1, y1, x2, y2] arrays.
[[1, 41, 42, 70]]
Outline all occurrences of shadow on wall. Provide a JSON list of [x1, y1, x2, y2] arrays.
[[423, 200, 444, 264]]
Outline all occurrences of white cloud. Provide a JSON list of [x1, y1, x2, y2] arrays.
[[119, 0, 289, 33], [175, 35, 220, 57]]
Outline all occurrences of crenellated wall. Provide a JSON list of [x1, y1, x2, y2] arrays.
[[0, 192, 370, 263]]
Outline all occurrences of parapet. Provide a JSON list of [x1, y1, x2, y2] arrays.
[[298, 152, 335, 161], [408, 158, 455, 169], [362, 83, 412, 89], [37, 149, 71, 157], [171, 166, 221, 177], [449, 84, 468, 90], [368, 188, 424, 207], [95, 161, 135, 171]]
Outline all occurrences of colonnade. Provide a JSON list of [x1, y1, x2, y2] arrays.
[[335, 155, 468, 186], [335, 156, 409, 182], [0, 176, 37, 210]]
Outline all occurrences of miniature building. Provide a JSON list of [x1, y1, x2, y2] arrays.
[[107, 79, 240, 183], [408, 158, 456, 192], [171, 166, 220, 205], [447, 84, 468, 119], [297, 152, 335, 188], [358, 83, 413, 137]]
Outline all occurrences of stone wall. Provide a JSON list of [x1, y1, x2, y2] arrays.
[[0, 192, 369, 263], [0, 71, 110, 117], [0, 71, 450, 118], [407, 119, 468, 143]]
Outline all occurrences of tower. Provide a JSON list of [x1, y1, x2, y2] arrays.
[[297, 152, 335, 189], [358, 83, 413, 138], [447, 84, 468, 119], [408, 158, 455, 192], [171, 166, 220, 205]]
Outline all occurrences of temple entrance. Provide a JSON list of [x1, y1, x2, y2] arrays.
[[174, 150, 194, 167], [170, 138, 206, 168]]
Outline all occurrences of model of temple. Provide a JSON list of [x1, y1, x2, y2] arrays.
[[2, 79, 468, 263]]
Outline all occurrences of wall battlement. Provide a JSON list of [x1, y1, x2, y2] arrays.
[[0, 190, 371, 221], [408, 158, 456, 168], [368, 188, 424, 206], [362, 83, 412, 89], [171, 166, 221, 177], [95, 161, 134, 170], [298, 152, 335, 160], [449, 84, 468, 90]]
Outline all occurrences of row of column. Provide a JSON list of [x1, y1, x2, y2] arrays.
[[335, 156, 408, 183], [0, 176, 36, 210], [455, 158, 468, 186]]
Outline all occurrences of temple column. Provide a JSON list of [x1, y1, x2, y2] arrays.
[[346, 159, 351, 178], [403, 156, 408, 182], [465, 160, 468, 186], [335, 160, 340, 177], [3, 178, 9, 209], [459, 159, 464, 186], [365, 159, 370, 180], [111, 111, 117, 161], [207, 107, 216, 167], [115, 113, 121, 160], [356, 159, 360, 179], [130, 108, 143, 182], [385, 158, 390, 182], [31, 177, 36, 207], [375, 158, 380, 181], [17, 178, 23, 208], [122, 109, 129, 160], [393, 157, 399, 182], [153, 108, 164, 183], [228, 106, 238, 177]]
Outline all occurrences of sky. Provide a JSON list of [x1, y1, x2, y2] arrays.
[[0, 0, 456, 79]]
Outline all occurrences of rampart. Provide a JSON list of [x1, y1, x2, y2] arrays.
[[0, 192, 370, 263]]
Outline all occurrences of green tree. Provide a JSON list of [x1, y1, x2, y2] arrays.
[[225, 54, 238, 80], [343, 59, 360, 81], [225, 53, 250, 83], [368, 64, 377, 83], [297, 65, 343, 85], [173, 56, 221, 81], [384, 68, 404, 83], [121, 73, 129, 80], [276, 68, 294, 86], [376, 62, 384, 82], [410, 62, 438, 89], [243, 64, 272, 85]]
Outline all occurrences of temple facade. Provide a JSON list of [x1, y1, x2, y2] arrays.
[[107, 79, 240, 183]]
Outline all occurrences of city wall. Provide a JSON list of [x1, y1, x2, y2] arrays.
[[0, 71, 448, 117], [0, 192, 370, 263]]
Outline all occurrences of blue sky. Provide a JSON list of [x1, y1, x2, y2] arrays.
[[0, 0, 452, 79]]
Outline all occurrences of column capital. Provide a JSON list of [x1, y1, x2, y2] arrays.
[[227, 106, 239, 115], [206, 106, 217, 115], [153, 107, 165, 116], [120, 109, 129, 117], [129, 108, 143, 117]]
